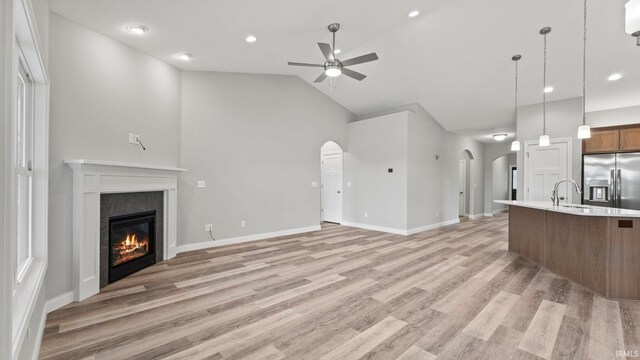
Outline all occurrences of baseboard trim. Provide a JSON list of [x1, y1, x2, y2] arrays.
[[406, 219, 461, 235], [176, 225, 322, 253], [341, 222, 407, 235], [45, 291, 74, 314], [468, 214, 485, 220], [30, 307, 47, 360]]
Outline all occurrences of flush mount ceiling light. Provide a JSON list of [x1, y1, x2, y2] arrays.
[[245, 35, 257, 43], [493, 134, 508, 141], [511, 54, 522, 152], [126, 24, 149, 35], [577, 0, 591, 139], [408, 10, 420, 18], [177, 53, 192, 61], [543, 86, 554, 93], [539, 27, 552, 147], [608, 73, 623, 81], [626, 0, 640, 45]]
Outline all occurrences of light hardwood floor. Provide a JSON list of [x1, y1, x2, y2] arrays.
[[40, 214, 640, 359]]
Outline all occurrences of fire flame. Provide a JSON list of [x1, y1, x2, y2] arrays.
[[113, 233, 149, 266]]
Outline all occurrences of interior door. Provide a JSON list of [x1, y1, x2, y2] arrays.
[[321, 154, 342, 223], [459, 160, 466, 216], [525, 141, 569, 202]]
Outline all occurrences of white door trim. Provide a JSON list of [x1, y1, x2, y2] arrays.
[[523, 137, 572, 202], [321, 153, 343, 224]]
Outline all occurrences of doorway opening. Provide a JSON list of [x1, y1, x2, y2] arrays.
[[491, 154, 517, 214], [459, 150, 474, 217], [321, 141, 343, 224]]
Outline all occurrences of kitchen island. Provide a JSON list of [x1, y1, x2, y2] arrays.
[[496, 200, 640, 300]]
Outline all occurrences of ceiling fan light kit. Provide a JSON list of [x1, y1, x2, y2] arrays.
[[626, 0, 640, 45], [288, 23, 379, 83]]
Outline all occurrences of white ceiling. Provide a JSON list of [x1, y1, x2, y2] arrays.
[[49, 0, 640, 140]]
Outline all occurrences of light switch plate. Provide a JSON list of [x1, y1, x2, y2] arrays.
[[128, 133, 135, 144], [197, 181, 206, 188], [311, 181, 318, 187], [347, 182, 352, 187]]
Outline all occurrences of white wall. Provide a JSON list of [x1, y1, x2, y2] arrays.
[[516, 98, 582, 202], [587, 104, 640, 128], [484, 142, 513, 213], [490, 154, 515, 213], [343, 112, 408, 231], [344, 105, 485, 233], [47, 14, 182, 301], [179, 71, 352, 245]]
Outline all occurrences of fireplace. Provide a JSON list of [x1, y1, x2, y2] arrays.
[[108, 210, 156, 283], [100, 191, 164, 287]]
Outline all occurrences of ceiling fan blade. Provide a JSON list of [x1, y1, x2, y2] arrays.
[[341, 68, 367, 81], [288, 62, 324, 67], [318, 43, 335, 62], [314, 72, 328, 83], [341, 53, 379, 67]]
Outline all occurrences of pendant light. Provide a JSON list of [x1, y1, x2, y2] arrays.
[[627, 0, 640, 46], [511, 54, 522, 152], [539, 27, 551, 147], [578, 0, 591, 139]]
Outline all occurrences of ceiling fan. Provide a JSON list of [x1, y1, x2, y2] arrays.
[[288, 23, 379, 83]]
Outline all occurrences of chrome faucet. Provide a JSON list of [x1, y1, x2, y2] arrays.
[[551, 179, 582, 206]]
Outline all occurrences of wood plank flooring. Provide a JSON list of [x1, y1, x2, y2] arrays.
[[40, 214, 640, 359]]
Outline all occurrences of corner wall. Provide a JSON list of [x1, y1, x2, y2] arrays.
[[179, 71, 353, 246], [343, 112, 408, 232]]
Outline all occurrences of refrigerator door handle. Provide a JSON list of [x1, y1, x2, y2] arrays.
[[610, 169, 616, 208], [617, 169, 622, 208]]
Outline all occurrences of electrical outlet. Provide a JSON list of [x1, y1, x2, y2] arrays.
[[311, 181, 318, 187], [347, 182, 352, 187], [128, 133, 135, 144], [436, 211, 440, 217], [241, 220, 246, 228], [205, 224, 212, 232], [197, 181, 206, 188], [364, 212, 368, 218]]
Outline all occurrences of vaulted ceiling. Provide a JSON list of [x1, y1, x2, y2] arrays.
[[50, 0, 640, 140]]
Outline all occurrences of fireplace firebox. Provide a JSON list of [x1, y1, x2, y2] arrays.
[[108, 210, 156, 283]]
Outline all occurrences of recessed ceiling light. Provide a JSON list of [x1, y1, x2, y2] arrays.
[[245, 35, 257, 43], [544, 86, 554, 93], [608, 73, 622, 81], [177, 53, 192, 61], [493, 134, 508, 141], [334, 49, 342, 55], [408, 10, 420, 18], [126, 24, 149, 35]]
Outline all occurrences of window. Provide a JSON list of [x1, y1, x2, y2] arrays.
[[15, 51, 34, 282]]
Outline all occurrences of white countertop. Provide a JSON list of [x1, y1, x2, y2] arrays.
[[495, 200, 640, 218]]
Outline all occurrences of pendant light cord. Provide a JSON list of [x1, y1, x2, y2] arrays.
[[543, 31, 547, 135], [582, 0, 587, 125], [515, 59, 519, 116]]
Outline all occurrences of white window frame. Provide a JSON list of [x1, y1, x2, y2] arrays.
[[6, 0, 50, 358], [15, 48, 35, 283]]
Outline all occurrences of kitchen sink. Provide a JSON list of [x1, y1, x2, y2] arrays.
[[559, 204, 591, 209]]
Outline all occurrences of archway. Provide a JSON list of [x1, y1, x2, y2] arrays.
[[491, 153, 517, 214], [458, 150, 474, 217], [320, 141, 343, 224]]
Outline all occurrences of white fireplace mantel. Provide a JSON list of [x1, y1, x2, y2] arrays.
[[65, 159, 186, 301]]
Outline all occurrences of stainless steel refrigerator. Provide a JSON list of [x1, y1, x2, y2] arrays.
[[583, 152, 640, 210]]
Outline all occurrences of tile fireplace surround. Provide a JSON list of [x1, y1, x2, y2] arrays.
[[65, 160, 186, 301]]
